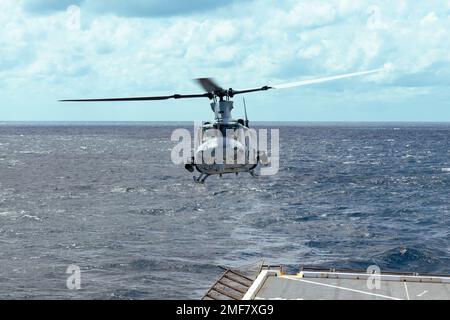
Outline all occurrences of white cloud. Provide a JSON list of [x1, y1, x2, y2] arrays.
[[282, 2, 337, 28], [1, 0, 450, 120], [420, 12, 438, 26]]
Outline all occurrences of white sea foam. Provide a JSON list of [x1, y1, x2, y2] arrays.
[[0, 210, 25, 217], [111, 186, 127, 193], [8, 160, 21, 166], [22, 214, 42, 221], [441, 168, 450, 173]]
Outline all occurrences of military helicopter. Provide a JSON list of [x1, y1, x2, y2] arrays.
[[61, 68, 383, 183]]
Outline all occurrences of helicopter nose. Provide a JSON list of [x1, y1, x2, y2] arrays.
[[195, 137, 247, 165]]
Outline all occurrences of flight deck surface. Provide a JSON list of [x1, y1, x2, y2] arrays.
[[204, 265, 450, 300]]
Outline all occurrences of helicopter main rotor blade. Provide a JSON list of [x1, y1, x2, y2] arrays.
[[60, 93, 211, 102], [195, 78, 223, 93], [271, 68, 383, 89], [231, 67, 384, 96], [60, 67, 386, 102]]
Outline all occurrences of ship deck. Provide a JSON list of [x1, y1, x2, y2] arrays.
[[204, 265, 450, 300]]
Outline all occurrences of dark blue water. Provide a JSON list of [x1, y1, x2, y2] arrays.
[[0, 122, 449, 299]]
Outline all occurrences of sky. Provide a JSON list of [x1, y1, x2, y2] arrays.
[[1, 0, 450, 122]]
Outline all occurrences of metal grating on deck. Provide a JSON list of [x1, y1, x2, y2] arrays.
[[202, 269, 255, 300]]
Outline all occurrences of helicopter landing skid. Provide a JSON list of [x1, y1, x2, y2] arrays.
[[193, 173, 210, 184], [249, 170, 258, 178]]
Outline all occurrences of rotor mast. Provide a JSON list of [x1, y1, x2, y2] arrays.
[[197, 78, 263, 125], [211, 100, 234, 124]]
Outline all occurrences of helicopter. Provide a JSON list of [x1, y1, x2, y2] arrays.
[[61, 68, 384, 183]]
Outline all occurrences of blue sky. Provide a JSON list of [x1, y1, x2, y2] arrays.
[[1, 0, 450, 121]]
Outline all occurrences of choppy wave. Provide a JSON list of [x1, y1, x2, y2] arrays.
[[0, 123, 449, 299]]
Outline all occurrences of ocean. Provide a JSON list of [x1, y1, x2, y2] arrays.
[[0, 122, 449, 299]]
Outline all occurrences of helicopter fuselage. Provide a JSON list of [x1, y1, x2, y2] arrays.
[[184, 104, 267, 183]]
